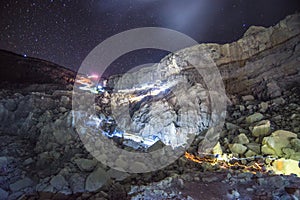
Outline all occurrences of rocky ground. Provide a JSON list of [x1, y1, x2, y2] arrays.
[[0, 13, 300, 200], [0, 85, 299, 200]]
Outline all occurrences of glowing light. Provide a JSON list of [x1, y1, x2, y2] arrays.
[[184, 152, 265, 173], [185, 152, 300, 176], [88, 74, 99, 79]]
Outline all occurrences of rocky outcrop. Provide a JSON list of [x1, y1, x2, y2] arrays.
[[108, 13, 300, 99], [99, 13, 300, 152]]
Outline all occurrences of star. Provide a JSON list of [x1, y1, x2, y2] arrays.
[[0, 0, 298, 75]]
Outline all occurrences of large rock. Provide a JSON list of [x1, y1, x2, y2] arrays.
[[107, 168, 129, 181], [290, 138, 300, 152], [74, 158, 97, 172], [0, 188, 8, 199], [212, 141, 223, 155], [233, 133, 249, 144], [267, 158, 300, 176], [50, 175, 68, 191], [242, 95, 255, 101], [9, 177, 33, 192], [261, 130, 297, 157], [229, 143, 247, 155], [85, 167, 109, 192], [69, 173, 86, 193], [36, 111, 76, 152], [246, 143, 261, 154], [0, 156, 8, 169], [108, 14, 300, 100], [251, 120, 271, 137], [246, 113, 264, 124]]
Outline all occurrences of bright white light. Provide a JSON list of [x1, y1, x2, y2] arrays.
[[88, 74, 99, 79]]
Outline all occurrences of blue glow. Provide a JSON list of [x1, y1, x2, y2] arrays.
[[96, 84, 105, 93]]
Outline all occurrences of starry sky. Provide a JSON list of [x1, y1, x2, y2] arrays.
[[0, 0, 299, 76]]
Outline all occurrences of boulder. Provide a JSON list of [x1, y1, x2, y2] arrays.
[[290, 138, 300, 152], [246, 113, 264, 124], [266, 82, 282, 99], [212, 141, 223, 155], [267, 158, 300, 176], [242, 95, 255, 101], [85, 167, 109, 192], [251, 120, 271, 137], [282, 148, 296, 158], [9, 177, 33, 192], [69, 173, 86, 193], [0, 188, 8, 199], [50, 175, 68, 190], [107, 168, 129, 181], [259, 102, 269, 113], [4, 99, 17, 111], [272, 97, 286, 105], [229, 143, 247, 155], [233, 133, 249, 144], [225, 122, 240, 130], [290, 152, 300, 160], [74, 158, 97, 172], [245, 150, 257, 157], [261, 130, 297, 157], [0, 156, 8, 169]]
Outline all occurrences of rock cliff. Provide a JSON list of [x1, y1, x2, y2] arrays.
[[101, 13, 300, 152], [108, 13, 300, 99]]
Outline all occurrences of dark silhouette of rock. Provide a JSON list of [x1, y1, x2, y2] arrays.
[[0, 50, 76, 89]]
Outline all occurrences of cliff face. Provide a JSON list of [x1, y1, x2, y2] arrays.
[[207, 13, 300, 98], [108, 13, 300, 100], [101, 13, 300, 151]]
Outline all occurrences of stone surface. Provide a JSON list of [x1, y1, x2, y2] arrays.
[[268, 158, 300, 176], [261, 130, 297, 157], [290, 138, 300, 152], [85, 167, 109, 192], [226, 122, 240, 130], [69, 173, 86, 193], [244, 150, 257, 157], [246, 143, 261, 154], [0, 156, 8, 169], [246, 113, 264, 124], [107, 168, 129, 181], [259, 102, 269, 113], [212, 142, 223, 155], [251, 120, 271, 137], [50, 175, 68, 190], [290, 152, 300, 160], [234, 133, 249, 144], [74, 158, 97, 172], [0, 188, 9, 199], [229, 143, 247, 154], [242, 95, 255, 101], [9, 177, 33, 192]]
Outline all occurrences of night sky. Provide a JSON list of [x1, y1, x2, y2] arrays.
[[1, 0, 300, 76]]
